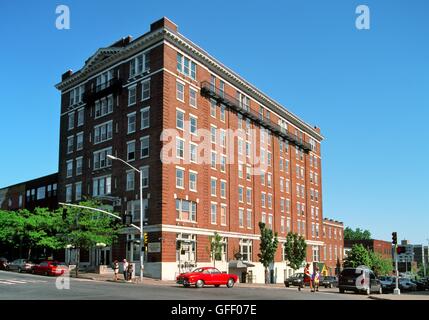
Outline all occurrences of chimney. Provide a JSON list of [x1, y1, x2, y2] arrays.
[[150, 17, 178, 32], [62, 70, 73, 81]]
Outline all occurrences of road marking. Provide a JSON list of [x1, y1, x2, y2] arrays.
[[0, 278, 48, 285]]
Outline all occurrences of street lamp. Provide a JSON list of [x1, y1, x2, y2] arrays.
[[107, 154, 144, 283]]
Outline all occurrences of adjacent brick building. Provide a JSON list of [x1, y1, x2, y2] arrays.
[[54, 17, 342, 282], [344, 239, 393, 260]]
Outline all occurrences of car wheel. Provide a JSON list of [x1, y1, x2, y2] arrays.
[[227, 278, 235, 288], [339, 288, 345, 293], [44, 271, 49, 276], [365, 287, 371, 295], [329, 283, 333, 288], [183, 284, 190, 288], [18, 268, 22, 273], [195, 280, 204, 288], [379, 287, 383, 294], [285, 283, 290, 288]]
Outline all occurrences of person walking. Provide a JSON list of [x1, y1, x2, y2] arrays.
[[312, 267, 320, 292], [122, 259, 128, 281], [127, 262, 134, 282], [300, 263, 313, 291], [112, 260, 119, 281]]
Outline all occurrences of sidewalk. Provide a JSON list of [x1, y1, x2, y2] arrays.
[[369, 292, 429, 300]]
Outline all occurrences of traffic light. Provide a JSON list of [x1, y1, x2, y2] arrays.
[[396, 246, 406, 254], [144, 232, 148, 246], [392, 232, 397, 245]]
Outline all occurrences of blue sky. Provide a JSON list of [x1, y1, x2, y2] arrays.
[[0, 0, 428, 244]]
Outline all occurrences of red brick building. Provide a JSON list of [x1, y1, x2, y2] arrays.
[[321, 218, 344, 275], [55, 17, 342, 282], [344, 239, 393, 260]]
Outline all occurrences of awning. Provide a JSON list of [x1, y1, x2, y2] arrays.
[[228, 260, 255, 268]]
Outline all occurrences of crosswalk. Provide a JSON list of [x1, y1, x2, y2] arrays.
[[0, 278, 48, 285]]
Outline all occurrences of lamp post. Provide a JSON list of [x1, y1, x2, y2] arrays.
[[107, 154, 144, 283]]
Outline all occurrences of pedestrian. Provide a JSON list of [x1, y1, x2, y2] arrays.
[[127, 262, 134, 282], [112, 260, 119, 281], [123, 259, 128, 281], [312, 267, 320, 292], [300, 263, 312, 291]]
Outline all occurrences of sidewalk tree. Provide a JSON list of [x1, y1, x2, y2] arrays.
[[369, 251, 392, 277], [343, 244, 372, 268], [58, 200, 120, 277], [283, 232, 307, 274], [257, 222, 279, 284], [208, 232, 223, 268]]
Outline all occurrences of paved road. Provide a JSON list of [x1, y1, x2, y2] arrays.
[[0, 270, 370, 300]]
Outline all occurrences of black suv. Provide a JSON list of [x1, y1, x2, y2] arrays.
[[338, 267, 382, 295]]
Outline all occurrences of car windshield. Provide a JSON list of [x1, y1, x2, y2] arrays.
[[191, 268, 205, 273], [341, 268, 364, 277]]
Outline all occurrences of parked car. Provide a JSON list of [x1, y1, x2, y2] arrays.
[[0, 257, 8, 270], [399, 278, 417, 291], [338, 267, 383, 295], [410, 279, 428, 291], [320, 276, 338, 288], [31, 261, 68, 276], [6, 259, 34, 273], [284, 273, 308, 288], [379, 276, 395, 293], [176, 267, 238, 288]]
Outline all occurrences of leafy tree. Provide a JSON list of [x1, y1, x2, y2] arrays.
[[344, 227, 372, 240], [208, 232, 223, 268], [257, 222, 279, 284], [57, 200, 120, 277], [343, 244, 372, 268], [283, 232, 307, 273], [369, 251, 393, 276], [0, 210, 23, 246]]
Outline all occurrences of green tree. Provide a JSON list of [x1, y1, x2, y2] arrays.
[[58, 200, 120, 277], [0, 210, 23, 246], [257, 222, 279, 284], [283, 232, 307, 273], [208, 232, 223, 268], [369, 252, 393, 276], [343, 244, 372, 268], [344, 227, 372, 240]]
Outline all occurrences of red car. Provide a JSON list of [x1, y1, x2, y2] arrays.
[[176, 267, 238, 288], [31, 261, 68, 276]]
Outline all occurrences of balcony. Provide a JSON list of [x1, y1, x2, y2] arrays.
[[83, 78, 123, 103], [200, 81, 312, 152]]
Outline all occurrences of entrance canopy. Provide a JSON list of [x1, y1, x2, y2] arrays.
[[228, 260, 255, 268]]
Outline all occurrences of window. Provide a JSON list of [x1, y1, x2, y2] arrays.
[[141, 166, 149, 188], [176, 109, 184, 130], [95, 95, 114, 118], [176, 168, 184, 188], [67, 112, 74, 131], [239, 239, 252, 261], [66, 160, 73, 178], [176, 81, 185, 101], [238, 163, 243, 179], [210, 99, 216, 118], [76, 132, 83, 151], [239, 209, 244, 228], [261, 193, 266, 208], [267, 173, 272, 187], [176, 199, 197, 222], [128, 85, 136, 106], [219, 80, 225, 97], [77, 108, 84, 126], [268, 194, 272, 209], [127, 112, 136, 134], [189, 87, 197, 108], [94, 121, 113, 144], [190, 143, 197, 163], [280, 198, 285, 213], [246, 209, 252, 229], [220, 155, 226, 172], [140, 136, 149, 158], [286, 199, 291, 213], [211, 203, 217, 224], [220, 180, 226, 198], [268, 214, 273, 229], [69, 84, 85, 106], [66, 184, 72, 202], [221, 205, 227, 226], [238, 186, 245, 202], [129, 52, 150, 77], [176, 138, 185, 159], [246, 165, 251, 180], [67, 136, 74, 153], [127, 141, 136, 161], [176, 53, 197, 80], [93, 147, 112, 170], [76, 157, 83, 176], [190, 115, 197, 135], [210, 178, 217, 196], [92, 176, 111, 197], [210, 126, 217, 144], [312, 246, 320, 262], [246, 188, 252, 204], [211, 151, 216, 169], [126, 171, 135, 191], [141, 106, 150, 129], [220, 129, 226, 147], [37, 187, 46, 200], [75, 182, 82, 201], [141, 79, 150, 100], [189, 171, 197, 192], [280, 178, 284, 192]]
